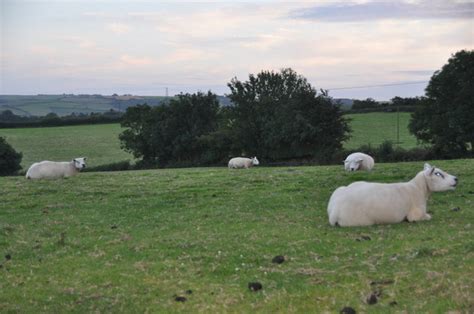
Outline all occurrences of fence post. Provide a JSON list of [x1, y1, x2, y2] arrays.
[[396, 106, 400, 146]]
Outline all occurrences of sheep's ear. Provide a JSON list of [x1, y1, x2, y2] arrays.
[[357, 158, 364, 162], [84, 157, 87, 161], [424, 163, 434, 175]]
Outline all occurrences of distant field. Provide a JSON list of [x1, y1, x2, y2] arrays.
[[0, 124, 134, 169], [344, 112, 422, 149], [0, 112, 424, 170], [0, 95, 169, 117], [0, 160, 472, 312]]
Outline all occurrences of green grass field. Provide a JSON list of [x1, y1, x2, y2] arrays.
[[1, 160, 473, 312], [344, 112, 421, 149], [0, 124, 134, 169], [0, 112, 421, 170]]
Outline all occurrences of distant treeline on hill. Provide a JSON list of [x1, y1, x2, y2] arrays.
[[346, 96, 425, 113], [0, 110, 123, 128], [0, 97, 423, 128], [0, 94, 232, 118]]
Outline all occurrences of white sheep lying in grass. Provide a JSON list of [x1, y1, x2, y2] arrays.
[[344, 152, 374, 171], [228, 157, 259, 169], [327, 163, 458, 227], [26, 157, 87, 179]]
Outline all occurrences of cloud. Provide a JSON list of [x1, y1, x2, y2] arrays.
[[290, 1, 474, 22], [165, 48, 208, 63], [82, 11, 106, 17], [106, 23, 131, 34], [240, 34, 286, 50], [119, 55, 154, 66], [30, 45, 56, 55]]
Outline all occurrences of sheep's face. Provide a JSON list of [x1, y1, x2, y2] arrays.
[[252, 157, 260, 166], [423, 163, 458, 192], [73, 157, 87, 170], [345, 158, 362, 171]]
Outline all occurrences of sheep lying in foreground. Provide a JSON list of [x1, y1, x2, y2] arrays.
[[344, 152, 374, 171], [26, 158, 87, 179], [327, 163, 458, 227], [228, 157, 259, 169]]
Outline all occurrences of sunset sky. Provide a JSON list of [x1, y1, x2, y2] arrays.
[[1, 0, 473, 100]]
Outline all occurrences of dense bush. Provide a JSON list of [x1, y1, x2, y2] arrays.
[[352, 141, 433, 163], [0, 137, 23, 176], [256, 141, 434, 167], [84, 160, 132, 172]]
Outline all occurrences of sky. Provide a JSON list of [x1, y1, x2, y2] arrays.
[[1, 0, 473, 100]]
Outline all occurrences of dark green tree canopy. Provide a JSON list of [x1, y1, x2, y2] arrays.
[[0, 137, 23, 176], [119, 91, 220, 167], [227, 68, 351, 160], [409, 50, 474, 157]]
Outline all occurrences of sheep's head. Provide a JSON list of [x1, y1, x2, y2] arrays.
[[423, 163, 458, 192], [252, 157, 260, 166], [344, 158, 363, 171], [73, 157, 87, 170]]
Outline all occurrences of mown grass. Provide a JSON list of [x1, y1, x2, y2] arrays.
[[344, 112, 421, 149], [0, 124, 134, 169], [1, 160, 473, 312]]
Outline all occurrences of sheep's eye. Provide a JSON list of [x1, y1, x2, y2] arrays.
[[435, 172, 444, 178]]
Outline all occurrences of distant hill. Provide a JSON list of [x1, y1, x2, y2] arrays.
[[0, 94, 174, 117], [0, 94, 353, 116]]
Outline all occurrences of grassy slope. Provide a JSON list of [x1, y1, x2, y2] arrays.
[[344, 112, 421, 149], [1, 160, 473, 312], [1, 112, 421, 170], [0, 124, 134, 169]]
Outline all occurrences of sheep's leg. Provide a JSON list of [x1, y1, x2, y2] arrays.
[[407, 207, 431, 222]]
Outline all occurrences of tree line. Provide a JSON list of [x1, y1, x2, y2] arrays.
[[350, 96, 426, 113], [120, 69, 351, 167], [0, 110, 123, 128]]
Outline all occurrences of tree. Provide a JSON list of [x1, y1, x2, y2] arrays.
[[0, 137, 23, 176], [390, 96, 426, 108], [227, 68, 351, 161], [409, 50, 474, 157], [119, 92, 220, 167], [351, 98, 379, 110]]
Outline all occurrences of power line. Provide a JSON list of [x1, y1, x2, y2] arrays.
[[327, 81, 429, 91]]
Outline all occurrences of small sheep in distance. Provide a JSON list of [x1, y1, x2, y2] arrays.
[[228, 157, 259, 169], [327, 163, 458, 227], [26, 157, 87, 179], [344, 152, 374, 171]]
